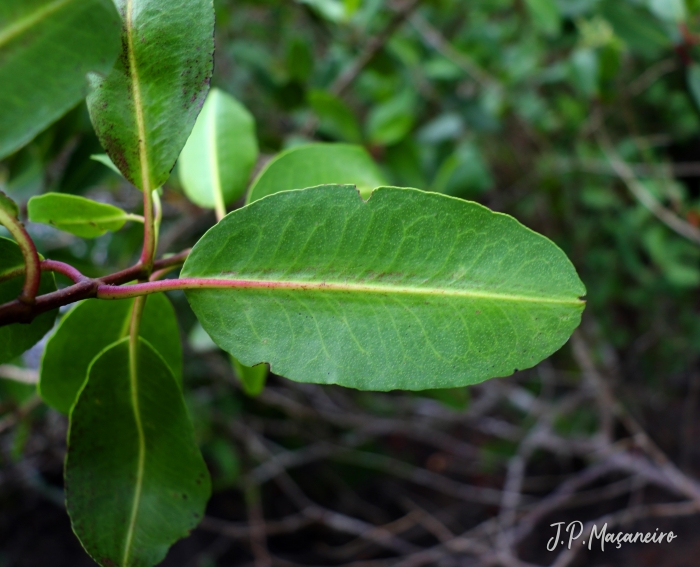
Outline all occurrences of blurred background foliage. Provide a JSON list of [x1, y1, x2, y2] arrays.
[[4, 0, 700, 565]]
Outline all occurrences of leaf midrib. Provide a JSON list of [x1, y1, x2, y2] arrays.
[[123, 334, 146, 566], [0, 0, 77, 48], [182, 276, 584, 305], [125, 0, 150, 192], [45, 215, 127, 226]]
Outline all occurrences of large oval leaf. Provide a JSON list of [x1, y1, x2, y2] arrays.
[[86, 0, 215, 191], [39, 294, 182, 413], [28, 193, 137, 238], [178, 88, 258, 214], [0, 0, 120, 159], [182, 185, 586, 391], [0, 236, 57, 364], [246, 143, 387, 203], [66, 337, 210, 567]]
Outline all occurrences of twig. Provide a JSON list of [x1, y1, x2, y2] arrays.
[[0, 365, 38, 385], [598, 131, 700, 245]]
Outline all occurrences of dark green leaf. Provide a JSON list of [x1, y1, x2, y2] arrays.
[[86, 0, 215, 191], [0, 237, 57, 364], [308, 89, 363, 143], [688, 63, 700, 112], [39, 294, 182, 414], [66, 337, 210, 567], [247, 143, 387, 203], [178, 88, 258, 213], [366, 91, 416, 146], [182, 185, 586, 391], [28, 193, 138, 238], [0, 0, 121, 159]]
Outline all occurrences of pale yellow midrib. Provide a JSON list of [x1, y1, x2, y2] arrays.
[[125, 0, 150, 193], [123, 335, 146, 566], [122, 4, 146, 564], [46, 214, 129, 225], [208, 95, 226, 220], [198, 276, 585, 305], [0, 0, 75, 48]]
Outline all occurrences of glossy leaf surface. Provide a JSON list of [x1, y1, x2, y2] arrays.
[[0, 237, 56, 364], [183, 185, 586, 391], [247, 143, 387, 203], [0, 0, 120, 159], [66, 338, 210, 567], [28, 193, 135, 238], [87, 0, 215, 191], [179, 88, 259, 212], [39, 295, 182, 413]]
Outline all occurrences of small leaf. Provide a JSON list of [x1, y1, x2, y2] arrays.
[[28, 193, 136, 238], [0, 191, 19, 219], [231, 356, 268, 397], [0, 237, 57, 364], [178, 88, 259, 213], [91, 153, 123, 176], [247, 143, 387, 203], [308, 90, 363, 143], [366, 91, 416, 146], [0, 0, 121, 159], [87, 0, 215, 191], [66, 337, 211, 567], [524, 0, 561, 36], [182, 185, 586, 391], [39, 295, 182, 414]]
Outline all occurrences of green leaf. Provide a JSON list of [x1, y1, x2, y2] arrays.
[[688, 64, 700, 111], [178, 88, 259, 214], [0, 191, 19, 219], [0, 0, 121, 159], [432, 141, 494, 199], [647, 0, 686, 22], [308, 89, 363, 143], [231, 356, 268, 397], [569, 48, 599, 98], [0, 237, 57, 364], [182, 185, 586, 391], [366, 91, 417, 146], [27, 193, 137, 238], [39, 294, 182, 414], [66, 337, 210, 567], [91, 153, 123, 176], [86, 0, 215, 191], [524, 0, 561, 36], [247, 143, 387, 203]]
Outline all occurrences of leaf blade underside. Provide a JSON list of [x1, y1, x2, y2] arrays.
[[246, 143, 387, 203], [65, 337, 210, 567], [182, 185, 586, 391], [178, 88, 259, 212], [39, 294, 183, 413], [0, 0, 121, 159], [86, 0, 215, 191], [28, 193, 133, 238]]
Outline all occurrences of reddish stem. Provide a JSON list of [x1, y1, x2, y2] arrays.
[[41, 260, 87, 284], [0, 249, 191, 326], [0, 212, 40, 304]]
